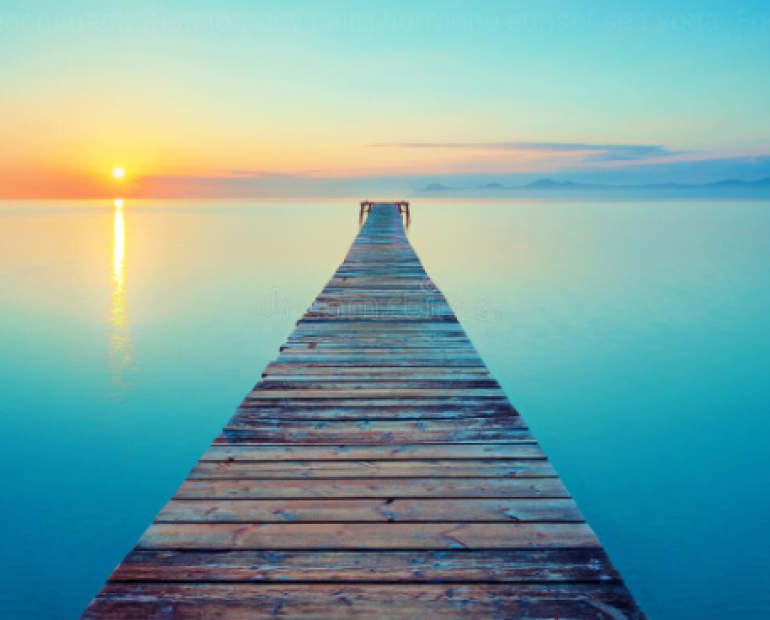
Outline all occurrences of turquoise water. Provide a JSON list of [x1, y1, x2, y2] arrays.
[[1, 200, 769, 618]]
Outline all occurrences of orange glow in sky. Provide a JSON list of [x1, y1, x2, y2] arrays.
[[0, 2, 766, 198]]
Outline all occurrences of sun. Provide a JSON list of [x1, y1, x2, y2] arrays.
[[112, 166, 126, 179]]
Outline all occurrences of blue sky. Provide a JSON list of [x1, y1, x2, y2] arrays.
[[1, 0, 769, 196]]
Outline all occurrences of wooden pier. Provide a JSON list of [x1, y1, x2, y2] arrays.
[[85, 203, 644, 618]]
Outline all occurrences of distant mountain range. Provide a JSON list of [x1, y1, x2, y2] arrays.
[[420, 177, 770, 197]]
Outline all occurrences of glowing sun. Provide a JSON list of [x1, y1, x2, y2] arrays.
[[112, 166, 126, 179]]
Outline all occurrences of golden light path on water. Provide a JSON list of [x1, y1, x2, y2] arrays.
[[109, 198, 133, 394]]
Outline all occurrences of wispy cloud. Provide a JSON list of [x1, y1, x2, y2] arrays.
[[218, 169, 278, 178], [372, 141, 681, 162], [120, 154, 770, 199]]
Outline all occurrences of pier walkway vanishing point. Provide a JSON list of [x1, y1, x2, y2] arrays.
[[85, 203, 645, 618]]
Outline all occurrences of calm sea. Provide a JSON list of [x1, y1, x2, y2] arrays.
[[1, 199, 769, 618]]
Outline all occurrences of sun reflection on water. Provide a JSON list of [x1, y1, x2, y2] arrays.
[[109, 198, 134, 394]]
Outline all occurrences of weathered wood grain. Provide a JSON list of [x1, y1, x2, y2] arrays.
[[137, 523, 601, 550], [85, 583, 644, 619], [156, 498, 581, 523], [174, 477, 571, 500], [188, 459, 556, 479], [216, 424, 533, 444], [245, 388, 506, 399], [223, 419, 528, 436], [233, 405, 514, 421], [199, 443, 544, 461], [110, 548, 617, 582]]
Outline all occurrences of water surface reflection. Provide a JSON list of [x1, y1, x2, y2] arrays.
[[109, 198, 133, 394]]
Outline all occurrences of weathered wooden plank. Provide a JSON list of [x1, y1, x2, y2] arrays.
[[281, 345, 481, 356], [188, 459, 555, 479], [156, 498, 580, 523], [233, 406, 514, 421], [225, 419, 527, 432], [85, 584, 644, 619], [261, 374, 493, 383], [200, 443, 544, 461], [110, 548, 616, 583], [175, 477, 570, 499], [239, 402, 510, 412], [263, 369, 492, 380], [217, 426, 531, 444], [265, 358, 485, 367], [300, 317, 461, 324], [137, 523, 600, 550], [290, 323, 468, 331], [285, 335, 471, 341], [254, 380, 500, 390], [246, 389, 505, 399], [236, 397, 514, 408], [216, 428, 532, 444], [282, 345, 476, 352], [280, 342, 475, 351]]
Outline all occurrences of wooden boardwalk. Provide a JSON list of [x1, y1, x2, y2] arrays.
[[85, 203, 644, 618]]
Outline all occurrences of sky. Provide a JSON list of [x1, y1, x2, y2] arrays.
[[1, 0, 770, 197]]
